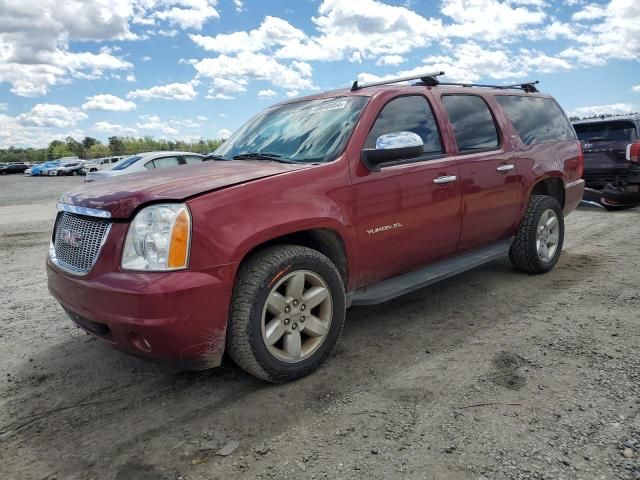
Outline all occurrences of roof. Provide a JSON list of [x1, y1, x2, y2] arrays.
[[272, 72, 547, 107]]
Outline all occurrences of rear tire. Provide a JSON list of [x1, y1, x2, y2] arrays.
[[227, 245, 346, 383], [509, 195, 564, 274]]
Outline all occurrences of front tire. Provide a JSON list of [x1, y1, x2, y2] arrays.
[[227, 245, 346, 383], [509, 195, 564, 274]]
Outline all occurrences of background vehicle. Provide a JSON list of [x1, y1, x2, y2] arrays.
[[0, 162, 29, 175], [85, 151, 206, 182], [30, 161, 59, 176], [81, 156, 123, 175], [48, 72, 584, 382], [48, 160, 85, 176], [573, 115, 640, 210]]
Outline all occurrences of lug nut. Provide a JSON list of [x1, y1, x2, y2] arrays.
[[300, 316, 305, 322], [292, 323, 297, 330], [300, 304, 306, 311], [285, 306, 291, 313], [293, 300, 299, 306], [284, 318, 290, 325]]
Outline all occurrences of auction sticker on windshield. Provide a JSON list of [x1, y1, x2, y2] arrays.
[[310, 99, 348, 113]]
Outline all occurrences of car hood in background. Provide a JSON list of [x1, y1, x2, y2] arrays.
[[59, 160, 314, 218]]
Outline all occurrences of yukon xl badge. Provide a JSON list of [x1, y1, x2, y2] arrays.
[[366, 223, 403, 235], [60, 229, 83, 247]]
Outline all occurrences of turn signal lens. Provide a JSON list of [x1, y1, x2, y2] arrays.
[[168, 209, 190, 269]]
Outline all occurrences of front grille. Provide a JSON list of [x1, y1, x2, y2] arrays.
[[52, 212, 110, 274]]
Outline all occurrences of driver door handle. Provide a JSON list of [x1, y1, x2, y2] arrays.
[[496, 164, 515, 173], [433, 175, 457, 185]]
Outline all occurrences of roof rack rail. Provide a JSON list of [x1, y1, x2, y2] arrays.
[[351, 71, 445, 91], [414, 77, 540, 93]]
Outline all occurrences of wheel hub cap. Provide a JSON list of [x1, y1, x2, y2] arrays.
[[261, 270, 333, 363], [536, 209, 560, 263]]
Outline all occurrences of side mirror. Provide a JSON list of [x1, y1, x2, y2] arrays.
[[361, 131, 424, 172]]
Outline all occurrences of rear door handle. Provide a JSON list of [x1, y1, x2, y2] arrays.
[[496, 164, 515, 173], [433, 175, 457, 185]]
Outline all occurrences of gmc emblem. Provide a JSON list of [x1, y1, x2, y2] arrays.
[[60, 229, 83, 247]]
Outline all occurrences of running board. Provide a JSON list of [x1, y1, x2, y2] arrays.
[[349, 238, 513, 306]]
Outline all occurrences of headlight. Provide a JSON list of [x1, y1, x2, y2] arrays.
[[121, 203, 191, 271]]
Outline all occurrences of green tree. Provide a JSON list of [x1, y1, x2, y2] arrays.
[[88, 143, 111, 159], [82, 137, 99, 151], [108, 136, 125, 155]]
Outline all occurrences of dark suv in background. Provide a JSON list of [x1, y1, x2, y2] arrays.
[[0, 162, 29, 175], [573, 115, 640, 210]]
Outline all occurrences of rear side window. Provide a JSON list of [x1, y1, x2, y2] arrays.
[[442, 95, 499, 152], [145, 156, 181, 170], [496, 95, 576, 145], [365, 95, 442, 155], [573, 121, 637, 142]]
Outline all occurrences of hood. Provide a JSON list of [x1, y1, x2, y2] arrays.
[[59, 160, 313, 219]]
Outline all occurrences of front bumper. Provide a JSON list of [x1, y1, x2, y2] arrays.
[[47, 260, 235, 369]]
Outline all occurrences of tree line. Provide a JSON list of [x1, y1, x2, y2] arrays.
[[0, 136, 225, 164]]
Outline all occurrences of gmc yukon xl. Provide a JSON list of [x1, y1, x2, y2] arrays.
[[47, 73, 585, 382]]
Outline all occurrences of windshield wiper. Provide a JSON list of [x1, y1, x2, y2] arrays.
[[232, 152, 296, 163], [585, 137, 609, 142]]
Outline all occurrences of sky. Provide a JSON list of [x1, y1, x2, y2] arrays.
[[0, 0, 639, 148]]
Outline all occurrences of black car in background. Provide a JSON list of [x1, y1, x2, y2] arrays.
[[0, 162, 29, 175], [573, 115, 640, 210]]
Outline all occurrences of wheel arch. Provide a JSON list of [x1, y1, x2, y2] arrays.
[[528, 176, 565, 209], [235, 227, 350, 289]]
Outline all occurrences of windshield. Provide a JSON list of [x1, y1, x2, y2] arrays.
[[574, 121, 637, 142], [215, 96, 369, 163], [111, 155, 142, 171]]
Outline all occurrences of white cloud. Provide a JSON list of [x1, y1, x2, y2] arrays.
[[376, 55, 406, 66], [93, 121, 138, 135], [17, 104, 87, 128], [194, 51, 314, 91], [126, 73, 136, 82], [136, 114, 179, 135], [258, 89, 277, 98], [441, 0, 546, 41], [633, 85, 640, 93], [570, 103, 640, 117], [0, 102, 7, 111], [217, 128, 232, 139], [286, 90, 299, 98], [0, 113, 66, 148], [141, 56, 152, 62], [153, 0, 220, 30], [82, 94, 136, 111], [0, 0, 135, 96], [233, 0, 244, 12], [128, 82, 198, 101], [571, 3, 606, 21], [197, 115, 208, 121]]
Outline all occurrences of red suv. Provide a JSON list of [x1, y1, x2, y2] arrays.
[[47, 73, 584, 382]]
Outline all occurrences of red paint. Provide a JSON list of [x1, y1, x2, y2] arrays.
[[48, 84, 585, 368]]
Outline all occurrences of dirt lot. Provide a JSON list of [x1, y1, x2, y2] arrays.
[[0, 175, 638, 480]]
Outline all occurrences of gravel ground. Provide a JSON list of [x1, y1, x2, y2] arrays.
[[0, 175, 638, 480]]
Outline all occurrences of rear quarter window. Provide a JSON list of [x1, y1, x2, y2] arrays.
[[496, 95, 576, 145]]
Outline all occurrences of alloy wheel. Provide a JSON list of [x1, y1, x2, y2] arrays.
[[261, 270, 333, 363]]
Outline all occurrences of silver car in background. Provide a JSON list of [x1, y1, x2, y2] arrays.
[[85, 151, 206, 182]]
